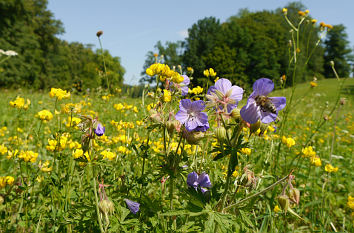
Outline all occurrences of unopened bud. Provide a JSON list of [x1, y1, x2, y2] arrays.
[[278, 195, 290, 213], [96, 30, 103, 37], [230, 108, 241, 120], [99, 199, 115, 215], [149, 109, 162, 123], [215, 127, 227, 142], [182, 130, 205, 145], [323, 115, 329, 121], [330, 60, 334, 67], [289, 188, 300, 205], [166, 120, 180, 135]]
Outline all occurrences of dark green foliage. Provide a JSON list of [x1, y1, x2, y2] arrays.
[[141, 1, 351, 88], [323, 24, 352, 78], [0, 0, 124, 89]]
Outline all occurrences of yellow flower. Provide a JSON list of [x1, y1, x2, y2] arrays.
[[232, 170, 239, 177], [36, 110, 53, 122], [146, 68, 154, 76], [310, 81, 317, 87], [65, 117, 81, 128], [0, 144, 8, 155], [302, 146, 316, 157], [298, 11, 305, 16], [190, 86, 203, 95], [203, 69, 209, 77], [325, 164, 338, 173], [348, 196, 354, 210], [5, 176, 14, 185], [274, 205, 281, 213], [9, 96, 30, 110], [133, 106, 138, 113], [209, 68, 216, 77], [101, 150, 116, 161], [49, 88, 70, 100], [282, 8, 288, 14], [310, 156, 322, 167], [73, 149, 84, 159], [18, 150, 38, 163], [162, 90, 171, 102], [311, 19, 317, 24], [282, 136, 296, 148], [240, 148, 251, 156]]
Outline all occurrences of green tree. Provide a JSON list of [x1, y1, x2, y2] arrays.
[[323, 24, 352, 78]]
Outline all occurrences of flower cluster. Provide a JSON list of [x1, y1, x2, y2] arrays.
[[145, 63, 184, 83], [36, 110, 53, 122], [0, 176, 15, 188], [9, 96, 30, 110], [49, 88, 71, 100]]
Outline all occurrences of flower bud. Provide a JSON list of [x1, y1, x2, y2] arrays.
[[230, 108, 241, 120], [330, 60, 334, 67], [215, 127, 227, 142], [278, 195, 290, 213], [182, 130, 205, 145], [99, 199, 115, 215], [96, 30, 103, 37], [289, 188, 300, 205], [149, 109, 162, 123], [166, 120, 180, 135]]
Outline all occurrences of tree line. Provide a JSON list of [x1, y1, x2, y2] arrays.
[[141, 2, 353, 89], [0, 0, 125, 90]]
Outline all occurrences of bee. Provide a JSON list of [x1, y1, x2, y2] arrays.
[[255, 95, 277, 114]]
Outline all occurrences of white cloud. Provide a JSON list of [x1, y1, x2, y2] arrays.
[[178, 29, 189, 38]]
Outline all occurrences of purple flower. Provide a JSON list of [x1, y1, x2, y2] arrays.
[[124, 199, 140, 214], [94, 123, 105, 136], [180, 75, 190, 96], [240, 78, 286, 124], [187, 171, 212, 193], [206, 78, 244, 113], [175, 99, 209, 132]]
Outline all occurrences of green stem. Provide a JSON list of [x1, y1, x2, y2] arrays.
[[91, 163, 105, 233]]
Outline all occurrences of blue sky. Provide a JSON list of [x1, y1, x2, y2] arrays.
[[48, 0, 354, 85]]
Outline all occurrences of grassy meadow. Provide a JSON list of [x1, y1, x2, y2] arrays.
[[0, 77, 353, 232]]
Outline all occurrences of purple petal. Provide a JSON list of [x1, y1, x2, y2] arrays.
[[252, 78, 274, 96], [260, 111, 277, 124], [190, 100, 206, 112], [94, 123, 105, 136], [179, 99, 192, 111], [181, 86, 189, 96], [226, 103, 237, 113], [185, 118, 199, 131], [175, 110, 189, 124], [194, 123, 209, 132], [124, 199, 140, 214], [240, 100, 261, 124], [200, 188, 208, 193], [215, 78, 232, 95], [228, 86, 244, 102], [196, 112, 208, 125], [181, 75, 190, 85], [207, 85, 216, 95], [187, 172, 198, 188], [197, 172, 212, 188], [269, 97, 286, 111]]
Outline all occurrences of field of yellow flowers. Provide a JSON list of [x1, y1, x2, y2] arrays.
[[0, 76, 353, 232]]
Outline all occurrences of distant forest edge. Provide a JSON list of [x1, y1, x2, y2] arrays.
[[0, 1, 353, 92]]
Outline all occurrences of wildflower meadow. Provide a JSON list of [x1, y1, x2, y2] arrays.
[[1, 2, 354, 233]]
